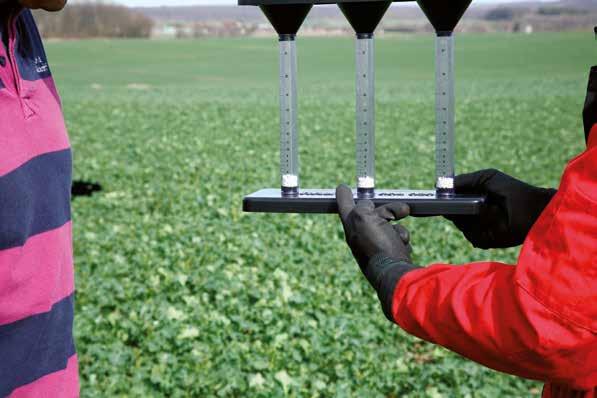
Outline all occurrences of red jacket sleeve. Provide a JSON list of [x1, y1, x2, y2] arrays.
[[391, 136, 597, 390], [392, 261, 595, 388]]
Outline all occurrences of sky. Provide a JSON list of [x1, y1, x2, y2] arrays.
[[106, 0, 551, 7]]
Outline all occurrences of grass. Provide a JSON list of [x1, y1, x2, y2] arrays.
[[43, 32, 594, 397]]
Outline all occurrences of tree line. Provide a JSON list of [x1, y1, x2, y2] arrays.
[[33, 3, 154, 39]]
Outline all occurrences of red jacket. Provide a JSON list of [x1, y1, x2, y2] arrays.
[[391, 125, 597, 397]]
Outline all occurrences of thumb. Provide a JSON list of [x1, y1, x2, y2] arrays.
[[375, 202, 410, 221], [336, 184, 355, 223], [393, 224, 410, 245], [454, 169, 499, 194]]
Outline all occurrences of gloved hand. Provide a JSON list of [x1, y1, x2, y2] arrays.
[[446, 169, 556, 249], [336, 184, 411, 268], [583, 66, 597, 142], [336, 184, 417, 321]]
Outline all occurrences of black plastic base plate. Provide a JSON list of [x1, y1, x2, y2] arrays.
[[243, 188, 485, 216]]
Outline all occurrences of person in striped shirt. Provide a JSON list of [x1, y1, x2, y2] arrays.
[[0, 1, 78, 396]]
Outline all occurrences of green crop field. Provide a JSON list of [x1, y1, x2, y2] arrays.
[[45, 32, 594, 397]]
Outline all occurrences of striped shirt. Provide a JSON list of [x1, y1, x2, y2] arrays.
[[0, 7, 78, 397]]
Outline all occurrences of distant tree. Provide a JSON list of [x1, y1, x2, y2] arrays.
[[485, 7, 516, 21], [537, 7, 582, 16], [33, 3, 154, 39]]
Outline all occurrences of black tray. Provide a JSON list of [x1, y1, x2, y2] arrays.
[[243, 188, 484, 215]]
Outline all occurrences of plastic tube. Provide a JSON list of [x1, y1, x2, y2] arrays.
[[355, 34, 375, 198], [435, 33, 455, 197], [279, 35, 299, 196]]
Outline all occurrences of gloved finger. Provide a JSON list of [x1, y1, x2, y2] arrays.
[[375, 202, 410, 221], [336, 184, 355, 223], [393, 224, 410, 245], [402, 242, 413, 256], [355, 199, 375, 212], [454, 169, 499, 194], [447, 215, 493, 250], [584, 91, 596, 140], [583, 66, 597, 140], [445, 214, 470, 231], [444, 213, 462, 223]]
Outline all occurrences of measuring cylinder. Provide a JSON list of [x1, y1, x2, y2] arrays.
[[279, 34, 299, 196], [435, 32, 455, 197], [355, 34, 376, 198]]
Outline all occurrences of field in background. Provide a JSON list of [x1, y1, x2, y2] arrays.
[[46, 33, 593, 397]]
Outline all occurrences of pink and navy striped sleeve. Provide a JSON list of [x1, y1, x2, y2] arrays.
[[0, 8, 79, 397]]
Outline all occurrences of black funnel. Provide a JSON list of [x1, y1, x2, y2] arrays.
[[260, 4, 312, 36], [416, 0, 472, 33], [338, 1, 391, 35]]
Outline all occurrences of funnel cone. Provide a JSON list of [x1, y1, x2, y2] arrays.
[[339, 1, 391, 35], [260, 4, 312, 36], [416, 0, 472, 33]]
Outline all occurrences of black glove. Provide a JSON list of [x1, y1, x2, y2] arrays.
[[446, 169, 556, 249], [336, 185, 417, 320], [337, 184, 411, 266], [583, 66, 597, 143]]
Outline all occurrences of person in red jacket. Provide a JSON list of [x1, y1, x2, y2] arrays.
[[336, 65, 597, 397]]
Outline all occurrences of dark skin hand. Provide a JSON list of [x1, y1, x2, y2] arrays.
[[19, 0, 66, 11]]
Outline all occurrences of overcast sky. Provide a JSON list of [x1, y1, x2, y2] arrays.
[[106, 0, 552, 6]]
